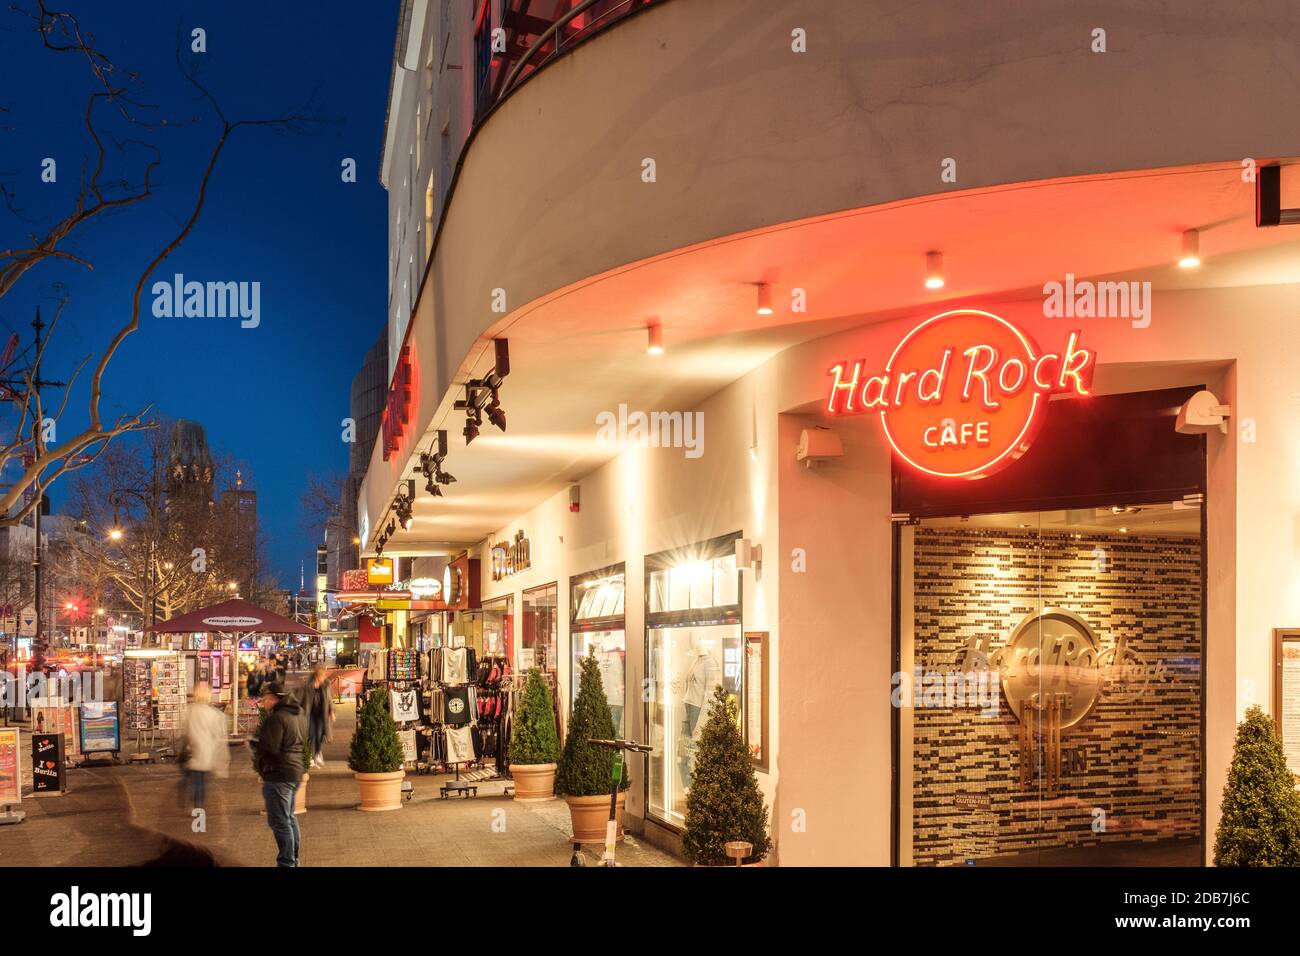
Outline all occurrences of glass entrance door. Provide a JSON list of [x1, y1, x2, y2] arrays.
[[898, 501, 1203, 866]]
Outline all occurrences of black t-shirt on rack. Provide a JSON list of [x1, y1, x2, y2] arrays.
[[444, 685, 471, 725]]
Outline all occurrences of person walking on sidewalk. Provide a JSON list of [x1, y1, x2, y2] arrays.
[[298, 663, 335, 768], [181, 682, 229, 810], [252, 681, 305, 867]]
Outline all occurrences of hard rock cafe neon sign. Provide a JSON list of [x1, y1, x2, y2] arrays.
[[826, 309, 1096, 479]]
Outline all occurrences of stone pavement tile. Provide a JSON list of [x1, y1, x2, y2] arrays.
[[1, 691, 682, 867]]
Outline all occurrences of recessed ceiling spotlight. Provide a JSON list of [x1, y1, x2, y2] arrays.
[[755, 282, 773, 316], [647, 322, 664, 356], [1178, 228, 1201, 268], [924, 251, 944, 289], [1118, 526, 1129, 534]]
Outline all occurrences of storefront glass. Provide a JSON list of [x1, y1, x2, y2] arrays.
[[452, 596, 512, 659], [645, 537, 742, 829], [570, 566, 626, 736], [522, 583, 559, 676], [897, 503, 1204, 866]]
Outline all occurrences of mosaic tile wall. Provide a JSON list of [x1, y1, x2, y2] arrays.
[[910, 526, 1202, 866]]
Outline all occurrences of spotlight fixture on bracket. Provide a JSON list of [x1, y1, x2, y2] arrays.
[[755, 282, 773, 316], [420, 429, 457, 495], [455, 338, 511, 444], [394, 479, 415, 530]]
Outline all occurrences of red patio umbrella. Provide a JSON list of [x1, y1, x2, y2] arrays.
[[149, 598, 319, 734], [148, 598, 319, 636]]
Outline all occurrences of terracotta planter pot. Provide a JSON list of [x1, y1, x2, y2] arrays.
[[354, 769, 405, 811], [511, 762, 557, 801], [565, 791, 626, 845], [294, 774, 309, 815]]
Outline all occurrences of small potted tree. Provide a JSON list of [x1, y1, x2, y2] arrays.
[[348, 687, 406, 811], [1214, 704, 1300, 865], [510, 668, 560, 800], [682, 685, 772, 866], [556, 653, 627, 843]]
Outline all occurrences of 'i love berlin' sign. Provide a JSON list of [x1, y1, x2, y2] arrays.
[[826, 309, 1096, 479]]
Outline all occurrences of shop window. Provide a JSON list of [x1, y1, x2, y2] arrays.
[[452, 595, 512, 660], [522, 583, 559, 677], [897, 503, 1204, 866], [571, 566, 626, 736], [645, 535, 742, 829]]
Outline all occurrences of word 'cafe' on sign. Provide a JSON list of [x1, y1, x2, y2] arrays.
[[825, 310, 1097, 479]]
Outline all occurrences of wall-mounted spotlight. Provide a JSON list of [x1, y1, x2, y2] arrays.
[[1178, 228, 1201, 268], [455, 339, 510, 444], [647, 322, 664, 355], [735, 538, 763, 571], [755, 282, 773, 316], [924, 251, 945, 289], [485, 387, 506, 431]]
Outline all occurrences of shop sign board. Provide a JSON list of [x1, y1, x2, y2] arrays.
[[80, 702, 120, 754], [0, 727, 20, 804], [826, 309, 1097, 479], [32, 733, 66, 793], [367, 559, 395, 586], [490, 530, 531, 581]]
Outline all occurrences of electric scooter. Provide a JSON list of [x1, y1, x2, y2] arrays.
[[571, 738, 654, 867]]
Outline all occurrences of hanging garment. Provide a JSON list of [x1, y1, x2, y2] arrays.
[[445, 725, 476, 764], [366, 651, 387, 682], [442, 646, 469, 684], [444, 685, 471, 725], [390, 688, 420, 723]]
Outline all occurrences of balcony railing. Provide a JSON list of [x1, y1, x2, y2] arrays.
[[474, 0, 664, 121]]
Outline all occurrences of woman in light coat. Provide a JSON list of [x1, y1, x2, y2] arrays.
[[182, 682, 230, 810]]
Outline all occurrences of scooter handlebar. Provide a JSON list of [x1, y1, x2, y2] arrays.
[[587, 738, 654, 753]]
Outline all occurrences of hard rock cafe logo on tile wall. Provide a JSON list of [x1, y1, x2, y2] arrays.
[[960, 607, 1169, 728], [826, 309, 1096, 479]]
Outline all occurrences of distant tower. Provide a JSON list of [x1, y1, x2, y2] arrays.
[[166, 420, 215, 501]]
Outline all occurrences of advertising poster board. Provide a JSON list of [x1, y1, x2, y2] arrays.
[[0, 727, 21, 804], [32, 703, 80, 761], [80, 702, 120, 754], [31, 733, 66, 794]]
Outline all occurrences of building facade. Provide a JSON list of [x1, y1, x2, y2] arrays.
[[356, 0, 1300, 865]]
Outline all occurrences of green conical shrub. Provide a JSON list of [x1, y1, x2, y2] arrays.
[[1214, 704, 1300, 866], [347, 687, 404, 774], [555, 654, 624, 797], [511, 668, 560, 765], [682, 684, 771, 866]]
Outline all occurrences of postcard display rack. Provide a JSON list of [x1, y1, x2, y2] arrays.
[[123, 652, 186, 752]]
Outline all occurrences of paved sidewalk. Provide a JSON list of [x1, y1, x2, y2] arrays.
[[1, 692, 680, 867]]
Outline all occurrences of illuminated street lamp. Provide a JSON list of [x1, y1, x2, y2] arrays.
[[108, 528, 123, 541]]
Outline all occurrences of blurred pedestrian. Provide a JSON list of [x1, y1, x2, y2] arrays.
[[251, 680, 305, 867], [298, 663, 335, 767], [181, 682, 229, 810]]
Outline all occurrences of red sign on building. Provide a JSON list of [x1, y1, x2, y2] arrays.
[[382, 345, 413, 461]]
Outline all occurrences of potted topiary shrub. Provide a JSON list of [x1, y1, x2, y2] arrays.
[[510, 668, 560, 800], [295, 739, 312, 815], [1214, 704, 1300, 865], [555, 653, 627, 843], [682, 685, 772, 866], [348, 687, 406, 811]]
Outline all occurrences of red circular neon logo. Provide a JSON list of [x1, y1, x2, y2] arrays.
[[826, 309, 1095, 480]]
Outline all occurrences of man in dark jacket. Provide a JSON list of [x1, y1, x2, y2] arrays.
[[253, 681, 305, 867]]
